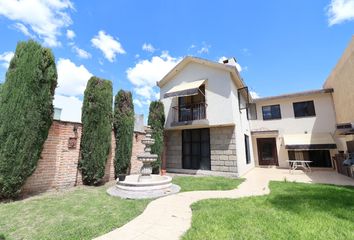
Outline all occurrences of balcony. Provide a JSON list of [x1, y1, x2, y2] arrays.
[[171, 102, 208, 126]]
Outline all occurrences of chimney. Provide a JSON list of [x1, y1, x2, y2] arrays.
[[222, 57, 238, 67]]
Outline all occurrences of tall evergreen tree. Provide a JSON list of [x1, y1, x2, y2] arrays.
[[113, 90, 134, 177], [79, 77, 113, 185], [0, 40, 57, 199], [148, 101, 165, 174]]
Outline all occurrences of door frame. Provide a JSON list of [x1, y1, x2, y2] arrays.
[[257, 137, 279, 166], [182, 128, 211, 170]]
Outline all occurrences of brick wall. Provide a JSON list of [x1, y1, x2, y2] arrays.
[[22, 120, 145, 195]]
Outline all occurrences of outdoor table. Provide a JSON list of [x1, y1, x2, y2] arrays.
[[287, 160, 312, 173]]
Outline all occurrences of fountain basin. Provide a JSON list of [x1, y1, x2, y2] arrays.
[[107, 174, 180, 199], [116, 174, 172, 191]]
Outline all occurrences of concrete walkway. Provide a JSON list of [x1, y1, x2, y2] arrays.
[[94, 168, 354, 240]]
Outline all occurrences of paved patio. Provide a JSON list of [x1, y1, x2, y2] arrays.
[[94, 168, 354, 240]]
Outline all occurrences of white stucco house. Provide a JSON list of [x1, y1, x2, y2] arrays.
[[157, 56, 342, 177]]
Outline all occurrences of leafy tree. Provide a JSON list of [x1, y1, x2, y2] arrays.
[[148, 101, 165, 174], [79, 77, 113, 185], [0, 40, 57, 199], [113, 90, 134, 177]]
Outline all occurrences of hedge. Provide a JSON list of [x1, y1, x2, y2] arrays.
[[113, 90, 134, 177], [0, 40, 57, 199], [148, 101, 165, 174], [79, 77, 113, 185]]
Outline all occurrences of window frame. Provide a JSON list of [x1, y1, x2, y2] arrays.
[[244, 134, 251, 164], [262, 104, 282, 120], [293, 100, 316, 118]]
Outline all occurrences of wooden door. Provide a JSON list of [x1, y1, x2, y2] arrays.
[[257, 138, 278, 166]]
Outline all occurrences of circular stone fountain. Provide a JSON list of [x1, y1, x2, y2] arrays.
[[107, 126, 180, 199]]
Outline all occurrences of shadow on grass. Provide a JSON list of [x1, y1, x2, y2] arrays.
[[267, 181, 354, 222], [0, 233, 5, 240]]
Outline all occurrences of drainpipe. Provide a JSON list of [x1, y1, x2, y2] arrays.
[[161, 130, 167, 175]]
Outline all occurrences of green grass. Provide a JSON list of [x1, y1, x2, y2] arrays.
[[0, 175, 242, 240], [183, 181, 354, 240], [173, 176, 244, 192], [0, 185, 150, 240]]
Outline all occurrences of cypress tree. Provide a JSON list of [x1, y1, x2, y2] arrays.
[[0, 40, 57, 199], [113, 90, 134, 177], [148, 101, 165, 174], [79, 77, 113, 185]]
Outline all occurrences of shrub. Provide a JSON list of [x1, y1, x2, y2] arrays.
[[148, 101, 165, 174], [0, 40, 57, 199], [79, 77, 113, 185], [113, 90, 134, 177]]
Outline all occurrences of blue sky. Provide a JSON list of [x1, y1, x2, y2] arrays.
[[0, 0, 353, 122]]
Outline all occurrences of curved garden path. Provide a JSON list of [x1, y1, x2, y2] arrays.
[[94, 168, 354, 240]]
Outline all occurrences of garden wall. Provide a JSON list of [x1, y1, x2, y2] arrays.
[[21, 120, 145, 195]]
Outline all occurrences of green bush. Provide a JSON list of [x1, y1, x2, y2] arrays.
[[113, 90, 134, 177], [0, 40, 57, 199], [79, 77, 113, 185], [148, 101, 165, 174]]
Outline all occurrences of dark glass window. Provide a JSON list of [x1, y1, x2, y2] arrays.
[[262, 105, 281, 120], [293, 101, 316, 118], [245, 135, 251, 164]]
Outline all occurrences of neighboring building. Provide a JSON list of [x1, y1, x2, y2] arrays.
[[158, 57, 255, 177], [250, 89, 337, 168], [324, 36, 354, 153]]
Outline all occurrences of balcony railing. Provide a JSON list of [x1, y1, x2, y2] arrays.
[[172, 102, 207, 123]]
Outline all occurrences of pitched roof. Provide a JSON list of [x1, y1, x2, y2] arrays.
[[156, 56, 246, 90]]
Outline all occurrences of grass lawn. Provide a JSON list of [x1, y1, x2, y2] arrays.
[[0, 185, 150, 240], [0, 175, 242, 240], [172, 176, 244, 192], [183, 181, 354, 240]]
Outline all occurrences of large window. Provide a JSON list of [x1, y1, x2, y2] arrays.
[[262, 105, 281, 120], [293, 100, 316, 118], [244, 134, 251, 164]]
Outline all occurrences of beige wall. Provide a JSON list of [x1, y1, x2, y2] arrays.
[[250, 92, 337, 168], [251, 92, 336, 135], [324, 36, 354, 124], [160, 62, 238, 129]]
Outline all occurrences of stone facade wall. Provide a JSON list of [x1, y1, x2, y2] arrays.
[[166, 130, 182, 169], [22, 120, 145, 195], [210, 126, 237, 172]]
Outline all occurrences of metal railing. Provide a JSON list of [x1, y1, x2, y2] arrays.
[[172, 102, 207, 122]]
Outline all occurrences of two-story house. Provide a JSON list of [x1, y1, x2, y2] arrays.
[[158, 57, 255, 177], [250, 89, 337, 169]]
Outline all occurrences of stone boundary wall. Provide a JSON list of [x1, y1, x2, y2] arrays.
[[21, 120, 145, 195]]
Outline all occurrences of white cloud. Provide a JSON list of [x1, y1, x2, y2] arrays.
[[91, 30, 126, 62], [72, 46, 91, 59], [53, 94, 82, 122], [56, 58, 93, 96], [218, 56, 242, 72], [327, 0, 354, 26], [128, 52, 181, 109], [12, 22, 35, 38], [133, 99, 143, 108], [250, 91, 260, 99], [66, 29, 75, 40], [0, 0, 74, 47], [142, 43, 156, 53], [197, 42, 211, 54], [127, 51, 181, 102], [0, 51, 14, 68]]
